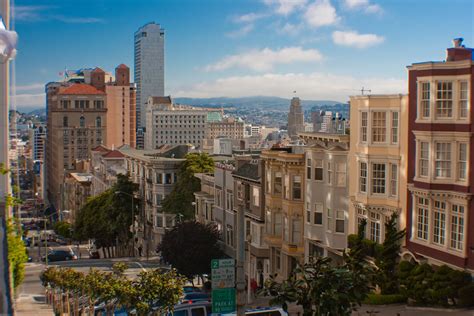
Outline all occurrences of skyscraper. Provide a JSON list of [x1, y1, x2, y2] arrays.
[[287, 97, 304, 140], [134, 22, 165, 149]]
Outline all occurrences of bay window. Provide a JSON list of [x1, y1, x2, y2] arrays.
[[459, 81, 468, 118], [371, 163, 386, 194], [291, 219, 301, 244], [420, 82, 430, 118], [419, 142, 429, 177], [372, 112, 387, 143], [391, 112, 399, 144], [359, 162, 367, 193], [436, 81, 453, 118], [360, 112, 368, 143], [433, 200, 446, 245], [390, 164, 398, 197], [416, 197, 429, 240], [458, 143, 467, 181], [292, 175, 302, 200], [435, 142, 451, 178], [369, 212, 381, 243], [450, 205, 464, 250]]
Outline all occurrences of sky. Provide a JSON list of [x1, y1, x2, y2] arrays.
[[10, 0, 474, 111]]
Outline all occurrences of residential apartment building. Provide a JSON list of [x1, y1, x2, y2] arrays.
[[207, 117, 245, 139], [262, 146, 305, 280], [46, 68, 107, 209], [90, 145, 127, 196], [121, 145, 189, 253], [134, 22, 165, 148], [300, 132, 350, 263], [287, 97, 304, 140], [232, 156, 269, 288], [105, 64, 136, 149], [405, 38, 474, 271], [64, 172, 93, 223], [31, 123, 46, 161], [348, 95, 408, 245], [145, 96, 208, 149]]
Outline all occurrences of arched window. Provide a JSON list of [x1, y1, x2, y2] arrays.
[[96, 116, 101, 127], [63, 116, 68, 127], [80, 116, 85, 128]]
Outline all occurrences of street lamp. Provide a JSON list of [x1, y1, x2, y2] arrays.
[[115, 191, 136, 257]]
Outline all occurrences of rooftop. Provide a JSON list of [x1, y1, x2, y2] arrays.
[[58, 83, 106, 95]]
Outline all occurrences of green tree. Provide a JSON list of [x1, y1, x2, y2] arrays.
[[161, 153, 214, 219], [7, 220, 27, 289], [74, 174, 138, 257], [375, 213, 406, 294], [158, 221, 223, 280], [53, 221, 72, 239], [261, 257, 371, 316]]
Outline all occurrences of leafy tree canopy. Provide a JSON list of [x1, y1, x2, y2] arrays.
[[157, 221, 223, 279], [161, 153, 214, 219]]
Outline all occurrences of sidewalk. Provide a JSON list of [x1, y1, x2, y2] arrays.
[[15, 293, 54, 316]]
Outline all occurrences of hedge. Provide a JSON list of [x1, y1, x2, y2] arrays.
[[363, 293, 407, 305]]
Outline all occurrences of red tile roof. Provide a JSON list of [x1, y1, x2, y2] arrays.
[[58, 83, 106, 95], [103, 150, 125, 158], [91, 145, 110, 153]]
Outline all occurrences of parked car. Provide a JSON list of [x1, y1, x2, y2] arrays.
[[171, 302, 287, 316], [183, 286, 201, 294], [180, 292, 210, 304], [42, 248, 77, 262]]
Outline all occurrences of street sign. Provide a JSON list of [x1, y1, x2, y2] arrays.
[[211, 259, 235, 288], [212, 288, 236, 314]]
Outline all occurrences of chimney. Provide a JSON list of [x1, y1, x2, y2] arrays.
[[446, 37, 472, 62]]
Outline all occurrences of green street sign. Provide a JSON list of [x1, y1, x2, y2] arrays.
[[212, 288, 236, 314]]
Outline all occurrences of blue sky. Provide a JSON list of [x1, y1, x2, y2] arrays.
[[11, 0, 473, 110]]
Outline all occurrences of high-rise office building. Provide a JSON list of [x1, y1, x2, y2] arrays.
[[287, 97, 304, 140], [32, 123, 46, 161], [134, 22, 165, 148]]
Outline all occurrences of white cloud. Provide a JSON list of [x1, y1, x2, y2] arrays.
[[332, 30, 384, 48], [14, 5, 104, 23], [15, 83, 44, 92], [204, 47, 323, 72], [226, 24, 254, 38], [263, 0, 308, 15], [343, 0, 382, 14], [233, 12, 267, 23], [278, 22, 304, 35], [171, 72, 406, 101], [303, 0, 340, 28], [12, 93, 45, 109]]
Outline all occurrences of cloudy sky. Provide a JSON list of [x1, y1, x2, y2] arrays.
[[11, 0, 473, 110]]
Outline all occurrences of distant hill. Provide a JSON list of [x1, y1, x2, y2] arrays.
[[174, 96, 342, 110]]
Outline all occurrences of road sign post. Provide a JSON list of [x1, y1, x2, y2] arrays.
[[211, 259, 236, 314]]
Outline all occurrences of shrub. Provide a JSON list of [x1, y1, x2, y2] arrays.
[[458, 283, 474, 307], [363, 293, 407, 305]]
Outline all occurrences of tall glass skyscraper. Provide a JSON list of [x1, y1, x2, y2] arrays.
[[134, 22, 165, 148]]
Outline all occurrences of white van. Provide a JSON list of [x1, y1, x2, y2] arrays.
[[169, 302, 287, 316]]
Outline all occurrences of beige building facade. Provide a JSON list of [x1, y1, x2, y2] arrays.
[[206, 117, 244, 139], [348, 95, 408, 243], [262, 147, 305, 280]]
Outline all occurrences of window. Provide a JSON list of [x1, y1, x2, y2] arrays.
[[314, 203, 323, 225], [156, 216, 163, 228], [451, 205, 464, 250], [165, 173, 172, 184], [372, 112, 386, 143], [274, 213, 282, 236], [274, 172, 282, 195], [79, 116, 85, 128], [94, 100, 104, 109], [275, 249, 281, 271], [291, 219, 301, 244], [61, 100, 70, 109], [327, 208, 332, 231], [252, 186, 260, 207], [359, 162, 367, 193], [436, 81, 453, 118], [435, 143, 451, 178], [390, 164, 398, 197], [306, 202, 311, 224], [63, 116, 68, 127], [459, 81, 469, 118], [96, 116, 101, 127], [314, 160, 323, 181], [391, 112, 399, 143], [156, 173, 163, 184], [370, 220, 381, 243], [336, 162, 346, 186], [419, 142, 429, 177], [327, 162, 332, 185], [292, 175, 301, 200], [283, 216, 289, 242], [360, 112, 368, 143], [335, 210, 345, 233], [306, 159, 311, 179], [458, 143, 467, 180], [371, 163, 386, 194], [420, 82, 430, 118], [417, 197, 429, 240], [433, 201, 446, 245]]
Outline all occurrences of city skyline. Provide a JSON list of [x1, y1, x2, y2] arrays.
[[12, 0, 473, 111]]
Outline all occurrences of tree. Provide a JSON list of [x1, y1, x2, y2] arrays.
[[6, 220, 27, 289], [261, 257, 372, 316], [161, 153, 214, 219], [157, 221, 223, 279], [375, 213, 406, 294], [53, 221, 72, 239], [74, 174, 138, 257]]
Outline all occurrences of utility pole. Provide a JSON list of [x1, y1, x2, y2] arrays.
[[236, 204, 246, 316]]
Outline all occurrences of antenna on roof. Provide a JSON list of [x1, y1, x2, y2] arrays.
[[360, 87, 371, 95]]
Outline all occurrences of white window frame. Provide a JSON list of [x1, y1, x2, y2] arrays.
[[420, 81, 431, 119], [433, 200, 446, 245], [458, 143, 467, 181], [314, 159, 323, 181], [390, 164, 398, 197], [450, 204, 465, 251], [419, 141, 429, 177], [371, 111, 387, 143], [459, 80, 469, 119], [416, 197, 429, 241], [360, 111, 368, 143], [359, 162, 367, 193], [435, 81, 453, 119], [391, 111, 399, 144], [335, 210, 345, 233], [435, 142, 451, 178], [314, 203, 323, 226], [371, 163, 386, 195]]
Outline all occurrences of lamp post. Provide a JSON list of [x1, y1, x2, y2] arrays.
[[115, 191, 135, 257]]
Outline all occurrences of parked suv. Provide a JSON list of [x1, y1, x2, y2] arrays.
[[42, 248, 77, 262]]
